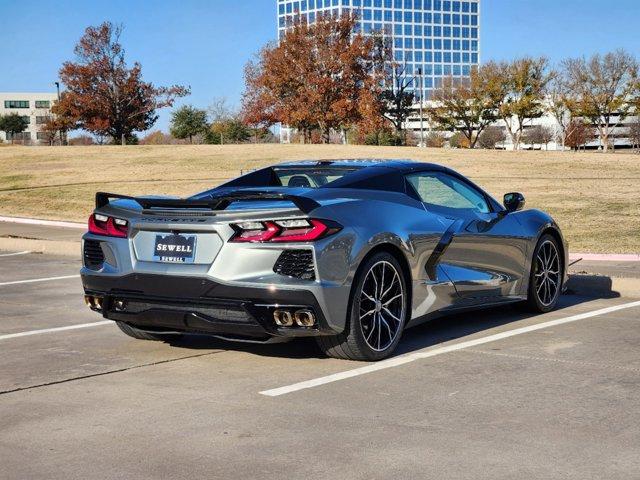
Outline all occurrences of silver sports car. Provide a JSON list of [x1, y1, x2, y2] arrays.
[[81, 159, 568, 361]]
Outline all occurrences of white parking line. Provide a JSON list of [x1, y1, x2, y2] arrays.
[[0, 321, 112, 342], [0, 251, 31, 257], [260, 300, 640, 397], [0, 274, 80, 287]]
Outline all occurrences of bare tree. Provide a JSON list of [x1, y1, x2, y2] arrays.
[[478, 125, 506, 149], [540, 125, 556, 150], [546, 72, 577, 150], [208, 97, 235, 122], [563, 49, 639, 153], [380, 62, 416, 144]]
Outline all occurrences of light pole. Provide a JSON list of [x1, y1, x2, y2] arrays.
[[417, 68, 425, 147], [53, 81, 67, 145]]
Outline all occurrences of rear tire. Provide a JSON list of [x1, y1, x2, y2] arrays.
[[316, 252, 409, 361], [116, 321, 182, 342], [525, 234, 563, 313]]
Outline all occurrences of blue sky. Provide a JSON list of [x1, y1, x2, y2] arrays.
[[2, 0, 639, 133]]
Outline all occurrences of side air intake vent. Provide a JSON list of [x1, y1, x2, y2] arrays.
[[84, 240, 105, 270], [273, 250, 315, 281]]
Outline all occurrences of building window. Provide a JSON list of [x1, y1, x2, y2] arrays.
[[4, 100, 29, 108], [36, 116, 52, 125], [21, 116, 31, 124], [35, 100, 51, 109], [6, 132, 31, 140]]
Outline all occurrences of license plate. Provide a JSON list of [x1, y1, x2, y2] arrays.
[[153, 234, 197, 263]]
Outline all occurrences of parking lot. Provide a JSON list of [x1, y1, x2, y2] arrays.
[[1, 251, 639, 480]]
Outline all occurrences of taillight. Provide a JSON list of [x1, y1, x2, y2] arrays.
[[230, 219, 340, 243], [88, 214, 128, 238]]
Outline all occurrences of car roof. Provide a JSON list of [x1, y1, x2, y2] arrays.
[[275, 159, 446, 172]]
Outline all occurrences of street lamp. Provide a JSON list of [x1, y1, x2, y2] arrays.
[[53, 81, 67, 146]]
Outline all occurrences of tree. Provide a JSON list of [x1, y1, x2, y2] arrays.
[[380, 62, 415, 144], [55, 22, 188, 145], [539, 125, 556, 150], [425, 132, 447, 148], [140, 130, 174, 145], [546, 72, 577, 150], [628, 117, 640, 153], [523, 125, 555, 150], [429, 65, 501, 148], [208, 119, 251, 144], [0, 113, 29, 144], [40, 102, 78, 146], [565, 119, 593, 151], [241, 13, 378, 143], [478, 126, 506, 149], [563, 49, 638, 152], [448, 132, 470, 148], [170, 105, 208, 144], [493, 57, 552, 150], [208, 97, 235, 123]]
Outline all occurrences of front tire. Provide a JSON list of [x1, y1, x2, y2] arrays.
[[116, 321, 182, 342], [316, 252, 409, 361], [525, 234, 563, 312]]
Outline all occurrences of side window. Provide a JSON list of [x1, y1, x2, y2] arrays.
[[407, 172, 490, 214]]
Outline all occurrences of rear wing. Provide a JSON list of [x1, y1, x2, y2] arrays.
[[95, 191, 321, 214]]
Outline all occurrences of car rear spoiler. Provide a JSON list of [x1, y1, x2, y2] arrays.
[[95, 191, 321, 214]]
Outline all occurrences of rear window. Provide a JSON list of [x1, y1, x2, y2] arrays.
[[273, 167, 360, 188]]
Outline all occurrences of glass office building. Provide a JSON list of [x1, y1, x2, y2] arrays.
[[277, 0, 480, 100]]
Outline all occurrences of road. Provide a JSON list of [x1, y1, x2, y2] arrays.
[[1, 252, 639, 479]]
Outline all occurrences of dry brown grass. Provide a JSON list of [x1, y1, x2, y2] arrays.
[[1, 144, 638, 253]]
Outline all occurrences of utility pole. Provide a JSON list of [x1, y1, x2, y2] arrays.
[[417, 68, 425, 147]]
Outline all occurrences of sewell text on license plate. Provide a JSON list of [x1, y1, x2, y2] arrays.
[[153, 233, 197, 263]]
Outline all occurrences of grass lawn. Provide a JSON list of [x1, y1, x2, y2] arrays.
[[0, 144, 638, 253]]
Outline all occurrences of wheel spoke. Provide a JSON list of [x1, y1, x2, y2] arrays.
[[383, 293, 402, 306], [360, 308, 376, 319], [380, 314, 393, 339], [362, 291, 376, 303], [380, 271, 399, 300], [366, 317, 377, 342], [381, 306, 401, 322]]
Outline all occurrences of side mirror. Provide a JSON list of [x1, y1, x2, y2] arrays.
[[503, 192, 525, 213]]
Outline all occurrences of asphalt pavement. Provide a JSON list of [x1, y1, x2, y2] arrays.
[[1, 251, 639, 479]]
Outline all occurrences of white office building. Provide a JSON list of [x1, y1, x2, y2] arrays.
[[0, 92, 58, 145]]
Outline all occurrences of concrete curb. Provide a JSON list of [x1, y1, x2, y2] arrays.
[[0, 215, 85, 229], [570, 253, 640, 262], [0, 237, 80, 257]]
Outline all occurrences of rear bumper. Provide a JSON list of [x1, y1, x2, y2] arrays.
[[81, 273, 339, 340]]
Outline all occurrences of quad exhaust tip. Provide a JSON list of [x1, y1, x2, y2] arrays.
[[273, 309, 316, 328], [294, 309, 316, 327], [273, 309, 294, 327], [84, 295, 104, 311]]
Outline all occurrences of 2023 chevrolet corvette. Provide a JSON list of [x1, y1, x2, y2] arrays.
[[81, 160, 568, 361]]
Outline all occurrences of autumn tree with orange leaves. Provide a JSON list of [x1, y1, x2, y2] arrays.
[[241, 13, 385, 144], [54, 22, 189, 145]]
